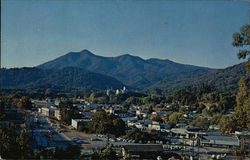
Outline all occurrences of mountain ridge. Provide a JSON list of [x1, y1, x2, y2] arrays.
[[37, 49, 215, 88]]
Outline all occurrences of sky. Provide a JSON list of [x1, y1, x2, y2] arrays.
[[1, 0, 249, 69]]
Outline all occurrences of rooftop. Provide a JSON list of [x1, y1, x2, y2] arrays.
[[122, 144, 163, 152]]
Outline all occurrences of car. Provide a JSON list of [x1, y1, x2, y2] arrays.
[[76, 140, 86, 144], [72, 137, 80, 141], [116, 138, 122, 141], [90, 137, 102, 141], [59, 129, 67, 133], [110, 138, 116, 142]]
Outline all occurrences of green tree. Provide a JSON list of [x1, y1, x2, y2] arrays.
[[60, 106, 78, 125], [53, 147, 65, 159], [233, 77, 250, 130], [0, 126, 32, 159], [166, 112, 187, 127], [124, 127, 158, 142], [232, 24, 250, 73], [16, 129, 32, 158], [86, 112, 125, 137], [219, 116, 237, 134], [16, 96, 32, 110], [64, 145, 81, 159], [92, 146, 118, 160]]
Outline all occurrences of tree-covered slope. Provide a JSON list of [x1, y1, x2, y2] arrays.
[[0, 67, 125, 90], [149, 62, 247, 94]]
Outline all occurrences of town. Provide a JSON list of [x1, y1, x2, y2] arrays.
[[1, 0, 250, 159], [1, 84, 249, 159]]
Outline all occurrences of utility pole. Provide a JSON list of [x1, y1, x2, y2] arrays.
[[106, 133, 110, 147], [192, 137, 195, 159], [197, 136, 200, 160]]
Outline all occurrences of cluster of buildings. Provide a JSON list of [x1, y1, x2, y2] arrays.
[[106, 86, 128, 96], [32, 98, 250, 155]]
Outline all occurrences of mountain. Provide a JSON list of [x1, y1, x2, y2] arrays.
[[37, 49, 214, 88], [0, 67, 125, 90], [149, 62, 247, 93]]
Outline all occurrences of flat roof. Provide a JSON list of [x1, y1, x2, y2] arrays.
[[204, 136, 239, 142]]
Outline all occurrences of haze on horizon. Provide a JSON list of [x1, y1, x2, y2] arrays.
[[1, 0, 249, 69]]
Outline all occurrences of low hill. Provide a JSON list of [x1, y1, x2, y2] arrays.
[[0, 67, 125, 90], [149, 62, 247, 94]]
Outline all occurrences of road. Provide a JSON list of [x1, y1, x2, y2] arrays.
[[28, 112, 72, 149]]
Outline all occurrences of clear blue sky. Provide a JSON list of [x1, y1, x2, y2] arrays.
[[2, 0, 249, 68]]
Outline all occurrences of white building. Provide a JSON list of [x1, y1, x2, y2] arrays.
[[71, 119, 91, 129]]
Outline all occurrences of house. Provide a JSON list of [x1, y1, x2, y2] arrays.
[[73, 104, 84, 109], [176, 123, 187, 129], [135, 123, 147, 130], [71, 119, 91, 129], [151, 112, 158, 119], [160, 124, 171, 132], [79, 111, 94, 118], [32, 100, 54, 108], [121, 144, 164, 159], [136, 110, 150, 118], [40, 107, 51, 117], [148, 121, 161, 131]]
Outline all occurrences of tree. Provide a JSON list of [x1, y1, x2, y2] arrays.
[[233, 77, 250, 130], [0, 126, 32, 159], [60, 106, 78, 125], [232, 25, 250, 131], [16, 96, 32, 110], [219, 116, 237, 134], [92, 146, 118, 160], [232, 24, 250, 73], [164, 112, 188, 127], [86, 112, 125, 137], [53, 147, 65, 159], [16, 129, 32, 158], [124, 127, 158, 142], [64, 145, 81, 159]]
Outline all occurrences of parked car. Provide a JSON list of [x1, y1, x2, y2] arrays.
[[90, 137, 102, 141], [76, 140, 86, 144]]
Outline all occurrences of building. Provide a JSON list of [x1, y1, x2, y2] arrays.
[[40, 107, 51, 117], [54, 109, 61, 120], [201, 135, 240, 147], [121, 144, 164, 159], [71, 119, 91, 129], [171, 127, 203, 139], [39, 107, 61, 120], [148, 121, 161, 131]]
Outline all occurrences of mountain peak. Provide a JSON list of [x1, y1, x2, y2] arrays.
[[66, 49, 96, 58], [79, 49, 94, 55], [117, 54, 143, 60]]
